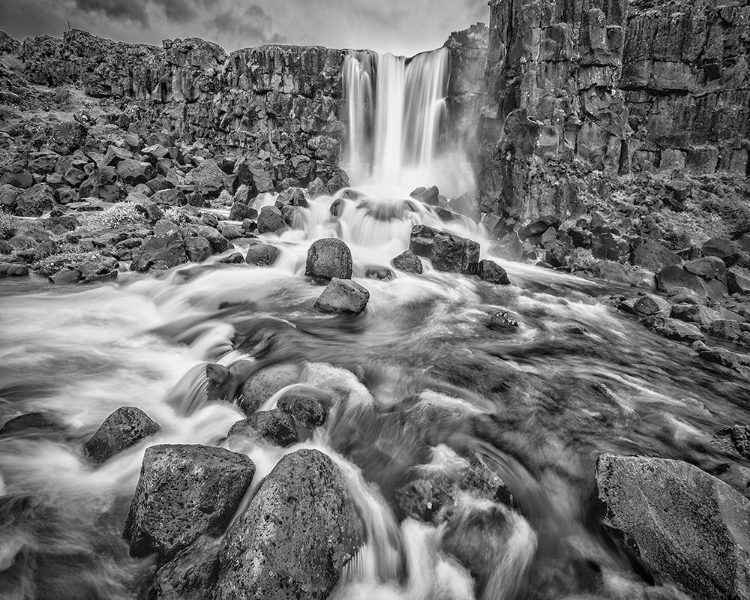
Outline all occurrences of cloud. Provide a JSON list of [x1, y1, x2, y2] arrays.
[[208, 4, 287, 46]]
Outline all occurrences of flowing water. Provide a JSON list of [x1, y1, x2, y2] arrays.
[[2, 48, 750, 600]]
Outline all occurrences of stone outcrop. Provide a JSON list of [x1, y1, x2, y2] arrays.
[[479, 0, 750, 221]]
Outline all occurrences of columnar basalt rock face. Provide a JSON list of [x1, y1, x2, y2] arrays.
[[479, 0, 750, 222]]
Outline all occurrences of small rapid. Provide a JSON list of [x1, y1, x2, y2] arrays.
[[2, 186, 749, 599]]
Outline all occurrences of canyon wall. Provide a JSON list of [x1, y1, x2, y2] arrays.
[[479, 0, 750, 221]]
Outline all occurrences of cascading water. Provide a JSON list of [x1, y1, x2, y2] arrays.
[[343, 48, 459, 194]]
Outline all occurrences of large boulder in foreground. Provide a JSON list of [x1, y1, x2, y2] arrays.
[[314, 277, 369, 314], [216, 449, 363, 600], [596, 454, 750, 600], [305, 238, 352, 281], [84, 406, 160, 464], [124, 444, 255, 561]]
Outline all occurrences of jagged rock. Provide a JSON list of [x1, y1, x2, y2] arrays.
[[684, 257, 727, 281], [642, 315, 705, 343], [186, 159, 225, 198], [151, 189, 186, 206], [409, 224, 440, 258], [728, 271, 750, 295], [215, 449, 363, 600], [228, 202, 257, 221], [116, 159, 155, 185], [431, 231, 480, 275], [478, 259, 510, 284], [185, 237, 211, 262], [50, 121, 88, 155], [0, 184, 20, 212], [240, 364, 301, 416], [130, 233, 187, 272], [713, 425, 750, 461], [124, 444, 255, 560], [314, 278, 369, 314], [151, 537, 220, 600], [277, 390, 328, 429], [596, 454, 750, 600], [257, 206, 286, 234], [693, 340, 750, 377], [410, 186, 440, 206], [710, 319, 743, 342], [657, 265, 709, 298], [245, 244, 280, 267], [633, 295, 671, 318], [305, 238, 353, 281], [631, 240, 682, 272], [0, 263, 29, 277], [703, 238, 741, 265], [391, 249, 423, 274], [489, 311, 519, 330], [15, 184, 54, 217], [276, 187, 308, 208], [227, 410, 298, 447], [195, 226, 230, 254], [84, 407, 161, 464]]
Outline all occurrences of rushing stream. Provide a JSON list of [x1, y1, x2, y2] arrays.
[[1, 47, 750, 600]]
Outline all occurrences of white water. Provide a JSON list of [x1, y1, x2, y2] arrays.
[[343, 48, 471, 196]]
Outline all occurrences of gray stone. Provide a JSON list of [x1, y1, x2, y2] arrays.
[[245, 243, 280, 267], [240, 364, 301, 415], [227, 410, 298, 447], [314, 277, 369, 314], [633, 295, 671, 318], [305, 238, 353, 281], [684, 257, 727, 281], [391, 249, 423, 274], [256, 206, 286, 234], [277, 390, 328, 429], [84, 407, 160, 464], [15, 183, 54, 217], [130, 232, 188, 272], [478, 259, 510, 284], [642, 315, 705, 343], [185, 237, 211, 262]]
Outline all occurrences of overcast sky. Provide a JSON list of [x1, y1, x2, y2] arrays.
[[0, 0, 488, 56]]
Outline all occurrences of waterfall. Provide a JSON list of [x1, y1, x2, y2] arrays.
[[343, 48, 451, 192]]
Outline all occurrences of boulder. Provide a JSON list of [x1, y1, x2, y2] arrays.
[[215, 449, 363, 600], [702, 237, 740, 265], [228, 202, 257, 221], [240, 364, 301, 415], [15, 184, 54, 217], [728, 271, 750, 295], [227, 410, 298, 447], [0, 412, 62, 436], [151, 189, 186, 206], [684, 257, 727, 281], [410, 185, 439, 206], [409, 224, 440, 258], [116, 159, 155, 185], [84, 407, 161, 464], [217, 222, 241, 240], [633, 295, 671, 318], [245, 244, 280, 267], [130, 232, 187, 272], [391, 249, 423, 274], [713, 425, 750, 461], [596, 454, 750, 600], [314, 278, 369, 314], [631, 240, 682, 272], [0, 184, 20, 212], [478, 259, 510, 284], [693, 340, 750, 376], [656, 265, 707, 297], [257, 206, 286, 234], [305, 238, 353, 281], [364, 266, 394, 280], [196, 226, 230, 254], [490, 233, 524, 261], [185, 237, 211, 262], [431, 231, 480, 275], [277, 390, 328, 428], [642, 315, 705, 343], [124, 444, 255, 560], [489, 311, 519, 330], [187, 159, 225, 198], [151, 537, 220, 600], [50, 121, 88, 155], [710, 319, 742, 341]]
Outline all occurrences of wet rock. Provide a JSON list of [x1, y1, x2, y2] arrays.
[[0, 263, 29, 277], [130, 232, 187, 272], [245, 243, 280, 267], [228, 202, 257, 221], [364, 266, 394, 280], [409, 224, 440, 258], [596, 453, 750, 600], [478, 259, 510, 284], [410, 185, 439, 206], [15, 183, 54, 217], [257, 206, 286, 234], [710, 319, 742, 342], [305, 238, 353, 281], [391, 249, 423, 274], [0, 412, 62, 436], [217, 222, 241, 240], [219, 252, 245, 264], [227, 410, 298, 447], [185, 237, 211, 262], [216, 449, 363, 600], [713, 425, 750, 461], [432, 231, 480, 275], [240, 363, 301, 415], [633, 295, 671, 318], [728, 271, 750, 295], [642, 315, 705, 343], [693, 341, 750, 376], [206, 363, 231, 403], [151, 537, 220, 600], [276, 187, 308, 208], [124, 444, 255, 560], [84, 406, 160, 464], [590, 261, 633, 285], [656, 265, 708, 297], [490, 311, 519, 330], [277, 390, 328, 428], [631, 240, 682, 272], [684, 257, 727, 281], [490, 232, 524, 261], [196, 226, 230, 254], [314, 277, 370, 314]]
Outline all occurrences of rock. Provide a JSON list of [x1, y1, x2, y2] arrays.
[[590, 261, 635, 285], [431, 231, 480, 274], [151, 537, 220, 600], [196, 226, 230, 254], [276, 187, 308, 208], [240, 364, 301, 415], [656, 265, 708, 297], [314, 278, 369, 314], [84, 407, 160, 464], [489, 311, 519, 330], [728, 271, 750, 295], [50, 121, 88, 155], [186, 159, 225, 198], [713, 425, 750, 461], [693, 341, 750, 376], [642, 315, 705, 343], [684, 257, 727, 281], [391, 249, 423, 274], [633, 295, 671, 317], [449, 192, 480, 221], [15, 183, 54, 217], [305, 238, 353, 281], [235, 157, 274, 194], [596, 454, 750, 600], [670, 303, 720, 329], [0, 263, 29, 277], [219, 252, 245, 264], [0, 184, 20, 212], [117, 159, 155, 185], [228, 202, 257, 221], [364, 266, 393, 280], [0, 412, 62, 435], [227, 410, 298, 447], [409, 224, 440, 258], [130, 232, 188, 272], [710, 319, 742, 341], [245, 243, 280, 267], [410, 185, 439, 206], [217, 222, 241, 240], [631, 240, 682, 272], [277, 390, 328, 428], [185, 237, 211, 262], [124, 444, 255, 560], [151, 189, 186, 206], [256, 206, 286, 234], [215, 449, 363, 600], [478, 259, 510, 284], [490, 233, 524, 261], [703, 237, 740, 265]]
